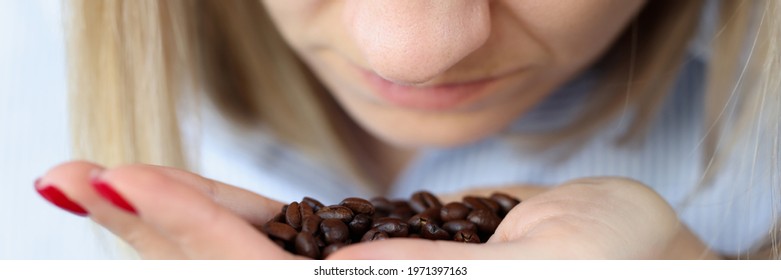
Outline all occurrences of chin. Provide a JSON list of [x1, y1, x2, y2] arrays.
[[359, 118, 502, 149]]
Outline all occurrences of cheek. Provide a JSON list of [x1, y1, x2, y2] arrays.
[[507, 0, 645, 64]]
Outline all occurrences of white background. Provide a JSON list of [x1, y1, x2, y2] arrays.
[[0, 0, 117, 259]]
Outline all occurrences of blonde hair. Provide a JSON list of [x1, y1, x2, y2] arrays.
[[66, 0, 780, 258]]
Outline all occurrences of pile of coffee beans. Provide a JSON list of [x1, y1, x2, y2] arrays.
[[260, 191, 521, 259]]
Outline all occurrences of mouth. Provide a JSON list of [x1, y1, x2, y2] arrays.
[[359, 69, 509, 111]]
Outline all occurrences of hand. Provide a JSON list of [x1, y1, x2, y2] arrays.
[[35, 161, 299, 259], [329, 177, 721, 259]]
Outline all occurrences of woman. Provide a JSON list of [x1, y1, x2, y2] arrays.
[[36, 0, 779, 259]]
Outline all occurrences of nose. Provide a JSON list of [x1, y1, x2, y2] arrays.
[[344, 0, 491, 84]]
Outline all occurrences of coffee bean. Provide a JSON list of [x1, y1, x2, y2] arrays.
[[409, 191, 442, 213], [263, 222, 297, 242], [320, 219, 350, 244], [286, 202, 302, 230], [371, 217, 400, 228], [372, 217, 409, 237], [340, 197, 375, 216], [420, 223, 450, 240], [361, 228, 390, 242], [300, 201, 315, 217], [315, 235, 326, 248], [370, 197, 393, 216], [321, 243, 348, 259], [294, 232, 320, 259], [478, 197, 501, 215], [301, 197, 325, 212], [316, 206, 354, 223], [453, 230, 481, 243], [440, 202, 470, 222], [261, 192, 521, 258], [463, 196, 500, 215], [490, 192, 521, 216], [389, 200, 415, 220], [442, 220, 478, 235], [348, 213, 373, 239], [301, 215, 323, 234], [271, 212, 285, 223], [466, 209, 501, 235], [408, 207, 441, 233]]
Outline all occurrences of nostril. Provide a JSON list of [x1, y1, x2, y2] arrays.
[[344, 0, 491, 84]]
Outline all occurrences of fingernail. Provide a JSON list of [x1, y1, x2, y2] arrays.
[[35, 180, 89, 216], [91, 179, 137, 214]]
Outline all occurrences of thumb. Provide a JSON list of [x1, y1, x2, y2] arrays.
[[149, 166, 285, 226]]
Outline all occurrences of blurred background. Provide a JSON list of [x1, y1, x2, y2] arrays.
[[0, 0, 118, 259]]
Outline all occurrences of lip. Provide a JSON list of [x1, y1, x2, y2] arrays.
[[360, 70, 504, 111]]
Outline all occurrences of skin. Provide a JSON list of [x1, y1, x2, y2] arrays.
[[262, 0, 646, 147], [37, 1, 722, 259], [36, 162, 718, 259]]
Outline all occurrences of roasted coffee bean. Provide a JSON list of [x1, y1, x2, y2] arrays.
[[388, 200, 415, 220], [453, 230, 481, 243], [286, 202, 302, 230], [408, 207, 441, 232], [409, 191, 442, 213], [372, 217, 409, 237], [320, 219, 350, 244], [389, 208, 415, 220], [302, 197, 325, 212], [370, 197, 394, 214], [301, 215, 323, 234], [466, 209, 501, 235], [262, 192, 521, 258], [300, 201, 315, 217], [340, 197, 375, 215], [361, 228, 390, 242], [463, 196, 500, 215], [420, 223, 450, 240], [490, 192, 521, 216], [321, 243, 348, 259], [371, 217, 402, 228], [294, 232, 320, 259], [316, 206, 354, 223], [315, 235, 326, 248], [348, 213, 373, 239], [442, 220, 478, 235], [263, 222, 297, 242], [479, 197, 501, 214], [392, 200, 412, 210], [440, 202, 470, 222], [271, 212, 285, 223]]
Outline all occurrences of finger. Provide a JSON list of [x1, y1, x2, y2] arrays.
[[37, 161, 185, 259], [144, 165, 285, 225], [94, 164, 295, 259]]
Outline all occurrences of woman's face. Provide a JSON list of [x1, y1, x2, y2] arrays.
[[262, 0, 645, 148]]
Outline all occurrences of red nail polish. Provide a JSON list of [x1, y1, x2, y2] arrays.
[[91, 180, 137, 214], [36, 184, 89, 216]]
